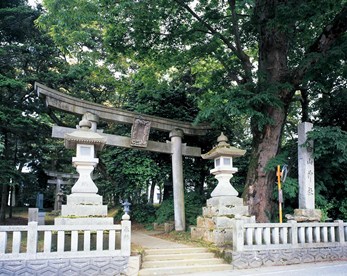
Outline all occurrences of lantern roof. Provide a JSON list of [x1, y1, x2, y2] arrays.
[[64, 119, 107, 151], [201, 132, 246, 160]]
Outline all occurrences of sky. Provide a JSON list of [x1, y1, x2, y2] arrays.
[[28, 0, 41, 7]]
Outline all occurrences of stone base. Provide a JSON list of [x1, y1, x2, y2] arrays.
[[192, 215, 255, 246], [206, 196, 244, 207], [191, 226, 233, 246], [285, 209, 322, 222], [0, 256, 129, 275], [229, 246, 347, 269], [55, 217, 114, 225], [191, 195, 254, 246], [203, 205, 249, 217], [61, 204, 108, 216], [61, 193, 108, 217], [66, 193, 103, 205]]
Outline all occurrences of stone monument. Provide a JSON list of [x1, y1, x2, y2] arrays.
[[286, 122, 321, 222], [191, 133, 255, 246], [36, 193, 44, 211], [55, 114, 112, 225]]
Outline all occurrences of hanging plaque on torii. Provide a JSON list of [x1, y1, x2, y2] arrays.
[[35, 82, 211, 231], [130, 117, 151, 148]]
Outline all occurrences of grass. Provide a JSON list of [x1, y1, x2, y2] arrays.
[[153, 230, 216, 247]]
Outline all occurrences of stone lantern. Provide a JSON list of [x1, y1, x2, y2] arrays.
[[64, 118, 106, 195], [201, 132, 245, 198], [55, 115, 112, 225], [191, 132, 255, 246]]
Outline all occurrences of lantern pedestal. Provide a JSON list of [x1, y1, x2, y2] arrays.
[[210, 171, 238, 197]]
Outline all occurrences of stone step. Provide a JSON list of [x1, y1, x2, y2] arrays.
[[142, 257, 224, 268], [144, 247, 207, 255], [138, 264, 232, 276], [143, 252, 215, 261]]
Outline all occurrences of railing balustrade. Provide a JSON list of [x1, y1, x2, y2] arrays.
[[233, 220, 346, 252], [0, 220, 131, 260]]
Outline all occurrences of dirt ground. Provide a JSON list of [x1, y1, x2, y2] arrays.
[[3, 216, 28, 225]]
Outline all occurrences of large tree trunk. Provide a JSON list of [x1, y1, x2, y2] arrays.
[[245, 107, 288, 222], [0, 132, 10, 224], [244, 0, 292, 222], [149, 180, 156, 204], [0, 183, 9, 224]]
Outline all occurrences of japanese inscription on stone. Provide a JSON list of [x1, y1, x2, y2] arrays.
[[298, 122, 315, 209], [130, 117, 151, 147]]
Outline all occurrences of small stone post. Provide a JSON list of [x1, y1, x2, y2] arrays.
[[232, 219, 244, 251], [121, 214, 131, 256], [169, 128, 185, 231], [28, 208, 38, 222], [27, 221, 38, 254]]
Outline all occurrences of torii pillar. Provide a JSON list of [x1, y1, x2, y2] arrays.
[[170, 129, 185, 231]]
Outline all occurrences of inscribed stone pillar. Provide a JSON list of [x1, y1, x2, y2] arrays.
[[285, 122, 321, 222], [298, 122, 315, 209], [169, 129, 185, 231], [36, 193, 44, 211]]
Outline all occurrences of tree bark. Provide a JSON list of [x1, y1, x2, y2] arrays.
[[0, 132, 10, 224], [149, 181, 156, 204], [0, 184, 9, 224], [244, 107, 288, 222]]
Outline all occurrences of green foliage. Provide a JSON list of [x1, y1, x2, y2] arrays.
[[114, 202, 158, 224], [308, 127, 347, 220], [0, 1, 74, 222], [184, 192, 203, 226], [132, 204, 158, 224], [308, 127, 347, 162], [155, 192, 203, 227], [339, 198, 347, 221], [155, 198, 174, 224]]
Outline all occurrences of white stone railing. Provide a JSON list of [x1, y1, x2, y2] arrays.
[[233, 220, 346, 252], [0, 220, 131, 260]]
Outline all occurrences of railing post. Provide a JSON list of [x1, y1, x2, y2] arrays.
[[0, 231, 7, 253], [233, 219, 244, 251], [289, 220, 298, 247], [121, 214, 131, 256], [27, 221, 38, 254], [335, 220, 345, 244]]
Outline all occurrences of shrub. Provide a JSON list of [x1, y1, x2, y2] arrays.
[[155, 192, 203, 227]]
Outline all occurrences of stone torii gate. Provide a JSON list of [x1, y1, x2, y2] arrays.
[[35, 82, 210, 231], [45, 170, 79, 211]]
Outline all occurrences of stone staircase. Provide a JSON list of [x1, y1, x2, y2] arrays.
[[138, 247, 232, 275]]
